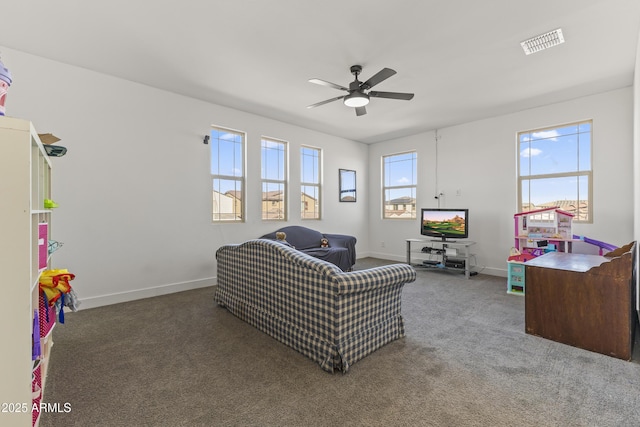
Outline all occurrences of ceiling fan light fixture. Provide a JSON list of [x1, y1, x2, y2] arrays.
[[308, 65, 412, 115], [521, 28, 565, 55], [343, 92, 370, 108]]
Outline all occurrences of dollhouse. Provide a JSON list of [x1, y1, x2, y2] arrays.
[[507, 207, 575, 295], [514, 207, 575, 254]]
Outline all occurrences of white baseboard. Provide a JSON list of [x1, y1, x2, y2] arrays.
[[73, 255, 510, 311], [364, 251, 405, 262], [475, 267, 508, 277], [75, 277, 216, 310]]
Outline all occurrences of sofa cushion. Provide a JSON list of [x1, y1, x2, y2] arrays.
[[302, 247, 351, 272]]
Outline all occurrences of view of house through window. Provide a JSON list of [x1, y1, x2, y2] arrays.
[[301, 146, 321, 219], [383, 151, 417, 219], [210, 126, 244, 222], [261, 137, 287, 220], [518, 120, 592, 222]]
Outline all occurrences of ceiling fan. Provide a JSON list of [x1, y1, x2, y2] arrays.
[[307, 65, 414, 116]]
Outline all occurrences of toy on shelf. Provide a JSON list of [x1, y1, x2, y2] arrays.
[[39, 269, 75, 305], [44, 198, 59, 209], [39, 268, 80, 323]]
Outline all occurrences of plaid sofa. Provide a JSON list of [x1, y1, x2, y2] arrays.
[[214, 239, 416, 373]]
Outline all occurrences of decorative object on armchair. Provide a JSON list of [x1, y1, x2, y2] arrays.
[[215, 239, 417, 373], [275, 231, 291, 246], [261, 225, 356, 271]]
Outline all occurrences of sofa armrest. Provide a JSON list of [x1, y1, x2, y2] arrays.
[[323, 233, 357, 268], [334, 264, 416, 295], [323, 233, 356, 248]]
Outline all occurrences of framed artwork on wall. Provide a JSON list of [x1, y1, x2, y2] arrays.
[[339, 169, 356, 202]]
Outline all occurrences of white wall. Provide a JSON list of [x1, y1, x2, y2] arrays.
[[369, 88, 635, 276], [2, 44, 636, 306], [1, 47, 369, 309], [634, 29, 640, 317]]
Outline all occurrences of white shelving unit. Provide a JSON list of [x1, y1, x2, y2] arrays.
[[406, 238, 477, 279], [0, 117, 53, 426]]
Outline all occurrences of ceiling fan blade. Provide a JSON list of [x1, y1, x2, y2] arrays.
[[369, 91, 414, 100], [307, 95, 345, 109], [355, 106, 367, 116], [308, 78, 349, 91], [361, 68, 396, 90]]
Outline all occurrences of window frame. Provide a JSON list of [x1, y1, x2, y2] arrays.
[[300, 145, 322, 220], [210, 125, 245, 223], [382, 150, 417, 220], [261, 136, 288, 221], [517, 120, 593, 223]]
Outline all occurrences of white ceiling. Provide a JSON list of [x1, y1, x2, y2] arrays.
[[1, 0, 639, 143]]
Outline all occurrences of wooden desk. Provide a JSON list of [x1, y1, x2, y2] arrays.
[[524, 243, 637, 360]]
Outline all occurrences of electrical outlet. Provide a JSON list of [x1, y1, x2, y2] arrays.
[[456, 189, 462, 196], [381, 241, 385, 248]]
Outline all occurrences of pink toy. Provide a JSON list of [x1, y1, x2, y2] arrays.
[[0, 58, 12, 116], [513, 207, 574, 251]]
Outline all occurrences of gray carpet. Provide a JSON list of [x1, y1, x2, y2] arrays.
[[40, 258, 640, 427]]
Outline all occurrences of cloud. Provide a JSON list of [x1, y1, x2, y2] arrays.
[[262, 139, 284, 149], [520, 147, 542, 158], [531, 130, 560, 140], [397, 177, 410, 184]]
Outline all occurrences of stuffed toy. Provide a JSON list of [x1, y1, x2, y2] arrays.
[[320, 238, 329, 248], [275, 232, 293, 247]]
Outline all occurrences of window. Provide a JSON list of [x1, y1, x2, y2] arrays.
[[518, 120, 592, 222], [261, 137, 287, 220], [383, 151, 417, 219], [210, 126, 244, 222], [301, 146, 321, 219]]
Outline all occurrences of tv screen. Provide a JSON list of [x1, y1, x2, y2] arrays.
[[420, 208, 468, 241]]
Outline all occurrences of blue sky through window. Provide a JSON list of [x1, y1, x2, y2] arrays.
[[301, 147, 319, 184], [519, 122, 591, 205]]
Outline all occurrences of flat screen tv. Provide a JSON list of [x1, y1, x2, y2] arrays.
[[420, 208, 469, 241]]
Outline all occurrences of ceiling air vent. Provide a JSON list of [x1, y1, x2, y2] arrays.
[[521, 28, 565, 55]]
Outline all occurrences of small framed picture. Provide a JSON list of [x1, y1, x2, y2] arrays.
[[339, 169, 356, 202]]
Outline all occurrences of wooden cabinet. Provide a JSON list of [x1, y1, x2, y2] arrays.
[[524, 242, 637, 360], [0, 117, 53, 426]]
